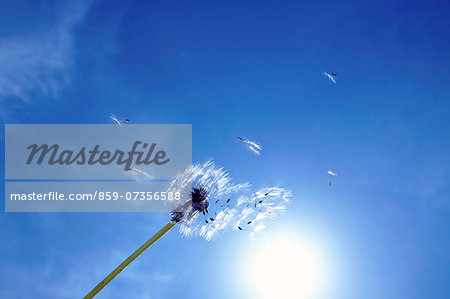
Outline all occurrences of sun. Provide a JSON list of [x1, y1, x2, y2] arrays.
[[247, 237, 326, 299]]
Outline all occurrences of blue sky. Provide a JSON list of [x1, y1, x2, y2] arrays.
[[1, 0, 450, 298]]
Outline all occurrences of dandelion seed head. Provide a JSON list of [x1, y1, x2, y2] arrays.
[[168, 160, 250, 239], [168, 160, 292, 241]]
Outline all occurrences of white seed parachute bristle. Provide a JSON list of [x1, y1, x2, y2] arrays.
[[238, 137, 263, 155], [324, 72, 337, 84], [109, 114, 121, 125], [109, 114, 129, 125], [129, 168, 155, 180], [327, 170, 337, 176]]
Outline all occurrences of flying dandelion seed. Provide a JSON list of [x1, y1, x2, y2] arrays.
[[109, 114, 130, 125], [327, 170, 337, 176], [128, 168, 155, 180], [237, 137, 262, 155], [85, 159, 291, 298], [324, 72, 337, 84], [327, 170, 338, 186]]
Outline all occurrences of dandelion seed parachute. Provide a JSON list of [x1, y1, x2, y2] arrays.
[[109, 114, 130, 125], [327, 170, 337, 176], [324, 72, 337, 84], [128, 168, 154, 180], [327, 170, 337, 186], [237, 137, 263, 155]]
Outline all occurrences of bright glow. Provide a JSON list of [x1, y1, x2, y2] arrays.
[[247, 237, 326, 299]]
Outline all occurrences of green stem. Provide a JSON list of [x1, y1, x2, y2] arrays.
[[84, 221, 176, 299]]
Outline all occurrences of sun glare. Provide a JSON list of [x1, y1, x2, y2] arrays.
[[247, 237, 326, 299]]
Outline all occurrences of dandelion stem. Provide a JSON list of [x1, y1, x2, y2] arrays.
[[84, 221, 176, 299]]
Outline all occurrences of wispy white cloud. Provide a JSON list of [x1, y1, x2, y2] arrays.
[[0, 244, 174, 299], [0, 2, 91, 102]]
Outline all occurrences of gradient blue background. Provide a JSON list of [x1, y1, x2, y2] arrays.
[[1, 0, 449, 298]]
